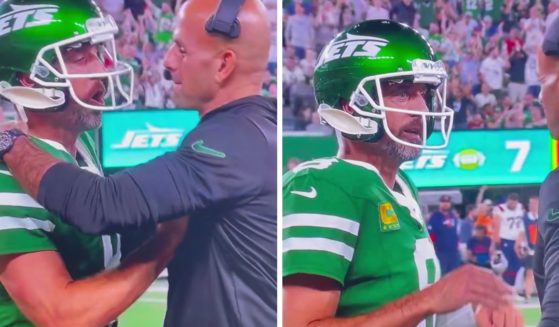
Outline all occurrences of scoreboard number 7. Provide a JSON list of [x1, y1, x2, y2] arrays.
[[505, 140, 530, 173]]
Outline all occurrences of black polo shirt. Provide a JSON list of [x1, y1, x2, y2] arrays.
[[38, 95, 277, 326], [535, 168, 559, 327]]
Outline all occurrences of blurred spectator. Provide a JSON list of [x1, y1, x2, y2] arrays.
[[299, 48, 317, 78], [389, 0, 416, 27], [458, 48, 481, 88], [458, 204, 476, 261], [428, 195, 461, 275], [315, 1, 339, 52], [517, 195, 538, 302], [98, 0, 125, 22], [481, 103, 501, 129], [503, 106, 526, 128], [142, 67, 165, 109], [507, 43, 528, 102], [493, 193, 525, 286], [523, 6, 545, 36], [365, 0, 389, 20], [475, 83, 497, 108], [526, 104, 547, 128], [480, 47, 509, 95], [467, 112, 486, 129], [461, 0, 481, 21], [448, 82, 476, 129], [285, 3, 315, 60], [504, 27, 523, 55], [417, 0, 436, 29], [283, 56, 305, 106], [427, 23, 443, 60], [497, 95, 511, 113], [290, 77, 316, 122], [467, 225, 493, 269], [440, 31, 461, 68], [453, 12, 478, 40]]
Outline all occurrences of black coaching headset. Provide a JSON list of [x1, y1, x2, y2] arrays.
[[164, 0, 245, 80]]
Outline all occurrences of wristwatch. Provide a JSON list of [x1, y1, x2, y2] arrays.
[[0, 128, 25, 160]]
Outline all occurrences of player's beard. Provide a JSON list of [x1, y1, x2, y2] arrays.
[[379, 134, 421, 163], [73, 106, 101, 130]]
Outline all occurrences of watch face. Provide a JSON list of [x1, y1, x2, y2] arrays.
[[0, 132, 12, 153]]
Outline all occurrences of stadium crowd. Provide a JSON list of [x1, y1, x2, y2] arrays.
[[283, 0, 554, 132]]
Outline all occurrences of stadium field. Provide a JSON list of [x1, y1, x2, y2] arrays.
[[119, 281, 167, 327], [120, 280, 541, 326]]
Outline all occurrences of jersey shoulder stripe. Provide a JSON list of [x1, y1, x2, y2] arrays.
[[283, 237, 354, 261], [0, 216, 55, 232], [283, 213, 360, 236]]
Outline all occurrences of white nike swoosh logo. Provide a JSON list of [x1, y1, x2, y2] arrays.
[[291, 187, 317, 199]]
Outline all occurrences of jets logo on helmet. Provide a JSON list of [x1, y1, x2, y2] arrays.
[[317, 34, 388, 66], [0, 4, 59, 37], [313, 20, 454, 150]]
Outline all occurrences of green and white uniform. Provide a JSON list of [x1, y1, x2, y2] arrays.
[[283, 158, 440, 327], [462, 0, 481, 20], [0, 134, 121, 326]]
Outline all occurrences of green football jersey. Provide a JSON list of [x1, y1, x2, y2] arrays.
[[484, 0, 503, 21], [283, 158, 440, 327], [0, 133, 121, 326], [462, 0, 481, 20]]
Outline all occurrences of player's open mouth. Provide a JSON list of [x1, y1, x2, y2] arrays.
[[401, 127, 422, 143], [88, 83, 107, 106]]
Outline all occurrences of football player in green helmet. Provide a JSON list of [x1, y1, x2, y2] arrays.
[[0, 0, 185, 326], [283, 20, 522, 327]]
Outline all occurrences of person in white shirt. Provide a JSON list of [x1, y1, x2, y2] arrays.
[[480, 47, 510, 92], [475, 83, 498, 108], [365, 0, 389, 20]]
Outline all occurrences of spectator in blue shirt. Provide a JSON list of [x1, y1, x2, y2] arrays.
[[467, 225, 494, 269], [428, 195, 461, 275], [458, 204, 476, 262]]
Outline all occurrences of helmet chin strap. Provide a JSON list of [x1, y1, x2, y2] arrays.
[[0, 86, 65, 110], [318, 104, 378, 136]]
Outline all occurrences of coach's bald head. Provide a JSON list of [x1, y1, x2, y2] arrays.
[[163, 0, 270, 115]]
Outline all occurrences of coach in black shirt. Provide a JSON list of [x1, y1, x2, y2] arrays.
[[532, 17, 559, 327], [0, 0, 276, 326]]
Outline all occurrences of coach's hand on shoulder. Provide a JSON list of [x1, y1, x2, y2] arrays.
[[424, 265, 513, 315], [475, 304, 523, 327]]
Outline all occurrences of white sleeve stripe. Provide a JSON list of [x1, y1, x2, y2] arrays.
[[0, 193, 43, 209], [283, 213, 360, 236], [0, 216, 55, 232], [0, 170, 11, 176], [283, 237, 354, 261]]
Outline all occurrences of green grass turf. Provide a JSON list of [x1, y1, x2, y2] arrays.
[[521, 307, 541, 326], [119, 291, 167, 327], [118, 290, 542, 326]]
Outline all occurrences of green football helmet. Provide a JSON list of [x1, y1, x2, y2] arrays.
[[0, 0, 133, 119], [314, 20, 454, 149]]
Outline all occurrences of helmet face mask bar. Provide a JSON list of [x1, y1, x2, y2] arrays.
[[30, 15, 134, 111], [347, 59, 454, 149]]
